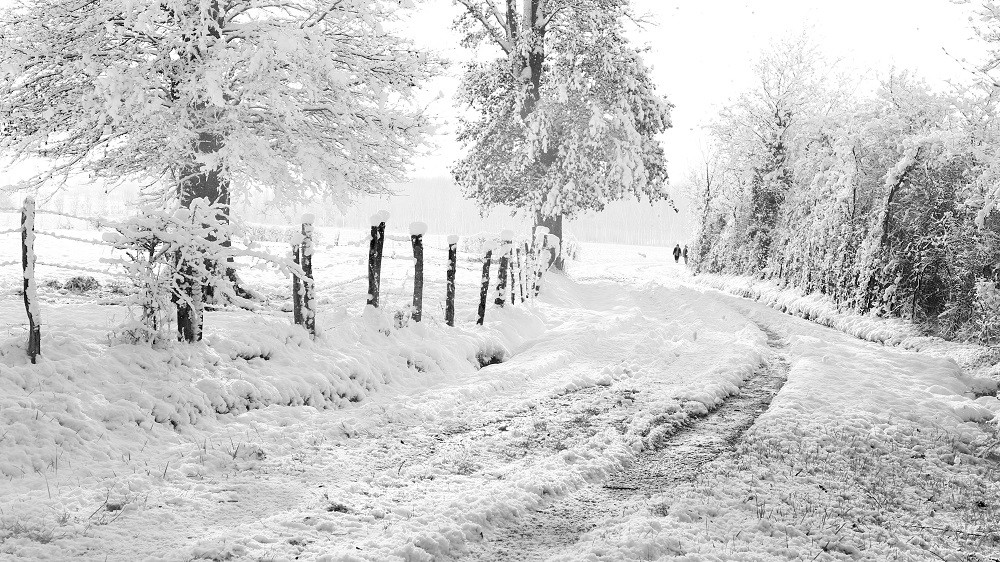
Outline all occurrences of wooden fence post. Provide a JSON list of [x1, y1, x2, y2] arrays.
[[367, 210, 388, 308], [410, 222, 426, 322], [21, 197, 40, 363], [477, 249, 492, 325], [512, 245, 522, 304], [446, 235, 458, 326], [520, 242, 529, 302], [300, 214, 316, 336], [533, 226, 549, 297], [495, 230, 513, 307], [292, 242, 303, 326]]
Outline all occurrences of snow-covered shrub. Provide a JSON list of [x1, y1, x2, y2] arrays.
[[244, 222, 323, 245], [393, 306, 414, 330], [460, 231, 495, 255], [63, 275, 100, 293], [969, 281, 1000, 344], [103, 199, 300, 343]]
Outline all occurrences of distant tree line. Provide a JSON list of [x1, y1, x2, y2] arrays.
[[690, 22, 1000, 343]]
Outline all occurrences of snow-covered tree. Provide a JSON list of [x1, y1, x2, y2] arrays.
[[0, 0, 434, 209], [450, 0, 672, 269], [693, 38, 1000, 342], [0, 0, 434, 340], [702, 34, 843, 275]]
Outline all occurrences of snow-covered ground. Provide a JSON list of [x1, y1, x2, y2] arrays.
[[0, 234, 998, 561]]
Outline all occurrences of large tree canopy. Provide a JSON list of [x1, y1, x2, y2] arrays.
[[451, 0, 672, 226], [0, 0, 434, 207]]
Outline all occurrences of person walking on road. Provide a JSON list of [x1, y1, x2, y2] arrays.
[[682, 245, 688, 265], [672, 244, 682, 263]]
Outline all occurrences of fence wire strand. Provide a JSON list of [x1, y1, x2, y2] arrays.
[[35, 229, 116, 247], [35, 260, 128, 278], [33, 208, 115, 226], [316, 274, 368, 293]]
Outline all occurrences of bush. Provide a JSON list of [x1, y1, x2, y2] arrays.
[[63, 275, 100, 293], [459, 231, 495, 255], [244, 222, 323, 245], [103, 200, 301, 342]]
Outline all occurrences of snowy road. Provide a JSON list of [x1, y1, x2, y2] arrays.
[[82, 263, 772, 561], [1, 244, 997, 561]]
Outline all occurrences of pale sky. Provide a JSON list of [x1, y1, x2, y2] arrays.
[[408, 0, 984, 186]]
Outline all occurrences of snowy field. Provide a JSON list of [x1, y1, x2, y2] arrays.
[[0, 232, 998, 561]]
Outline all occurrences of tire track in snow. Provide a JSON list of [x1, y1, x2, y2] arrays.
[[457, 322, 789, 562]]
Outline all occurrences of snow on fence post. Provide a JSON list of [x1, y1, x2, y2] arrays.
[[445, 235, 458, 327], [495, 230, 513, 307], [477, 248, 493, 325], [300, 214, 316, 337], [366, 210, 388, 308], [291, 242, 303, 326], [21, 197, 40, 363], [533, 226, 549, 297], [410, 222, 427, 322]]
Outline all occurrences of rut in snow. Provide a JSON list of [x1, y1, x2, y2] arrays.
[[458, 322, 789, 562]]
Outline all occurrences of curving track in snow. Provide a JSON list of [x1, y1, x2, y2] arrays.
[[458, 321, 789, 562]]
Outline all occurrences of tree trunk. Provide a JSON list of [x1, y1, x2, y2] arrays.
[[174, 258, 203, 342], [175, 131, 227, 339]]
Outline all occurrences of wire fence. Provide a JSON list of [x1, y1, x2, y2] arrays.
[[2, 200, 560, 363]]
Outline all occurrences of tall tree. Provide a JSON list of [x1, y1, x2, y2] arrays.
[[0, 0, 433, 208], [0, 0, 434, 339], [451, 0, 672, 269], [706, 34, 839, 275]]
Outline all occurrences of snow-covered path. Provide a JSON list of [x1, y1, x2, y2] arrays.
[[1, 243, 997, 561], [460, 321, 790, 562], [76, 267, 769, 561]]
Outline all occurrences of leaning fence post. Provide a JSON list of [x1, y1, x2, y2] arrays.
[[446, 235, 458, 326], [495, 230, 513, 307], [410, 222, 426, 322], [477, 248, 493, 325], [300, 214, 316, 337], [21, 197, 40, 363], [367, 210, 388, 308], [292, 241, 303, 326]]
